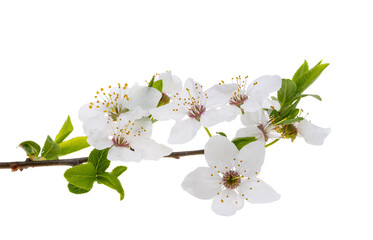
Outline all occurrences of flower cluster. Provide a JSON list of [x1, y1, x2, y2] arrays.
[[79, 82, 172, 162], [54, 61, 330, 216]]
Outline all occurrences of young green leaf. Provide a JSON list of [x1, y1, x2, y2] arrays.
[[152, 80, 163, 92], [41, 136, 61, 160], [111, 166, 128, 178], [275, 117, 304, 125], [294, 62, 329, 94], [278, 98, 300, 120], [232, 137, 257, 150], [59, 136, 90, 156], [88, 148, 110, 174], [64, 162, 96, 191], [55, 116, 74, 144], [18, 141, 41, 158], [292, 60, 309, 82], [148, 75, 155, 87], [216, 132, 227, 137], [68, 183, 90, 194], [286, 108, 300, 119], [270, 96, 278, 101], [297, 94, 322, 101], [97, 172, 125, 200], [277, 79, 297, 107]]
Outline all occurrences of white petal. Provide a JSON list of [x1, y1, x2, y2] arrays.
[[234, 126, 263, 141], [168, 118, 201, 144], [262, 98, 280, 110], [200, 106, 240, 128], [241, 110, 268, 126], [120, 107, 148, 121], [82, 115, 108, 137], [200, 109, 219, 127], [121, 116, 153, 141], [78, 103, 102, 122], [181, 167, 222, 200], [149, 101, 186, 121], [159, 71, 182, 95], [211, 189, 244, 216], [243, 75, 282, 112], [127, 85, 162, 111], [241, 91, 267, 112], [246, 75, 282, 95], [297, 120, 331, 146], [107, 146, 142, 162], [239, 178, 280, 203], [205, 135, 238, 172], [87, 134, 113, 150], [131, 138, 172, 160], [235, 140, 265, 176], [205, 83, 237, 108]]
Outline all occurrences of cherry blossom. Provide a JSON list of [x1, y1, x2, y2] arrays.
[[182, 135, 280, 216]]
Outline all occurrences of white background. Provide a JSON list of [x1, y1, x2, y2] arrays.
[[0, 1, 371, 239]]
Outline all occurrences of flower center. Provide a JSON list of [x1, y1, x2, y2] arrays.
[[112, 136, 130, 148], [89, 83, 130, 120], [222, 170, 241, 189], [229, 93, 248, 107], [187, 104, 206, 121], [229, 75, 249, 107]]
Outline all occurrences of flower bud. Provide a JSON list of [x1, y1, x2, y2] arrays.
[[157, 93, 171, 107], [283, 124, 298, 142]]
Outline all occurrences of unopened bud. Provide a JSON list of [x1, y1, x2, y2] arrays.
[[157, 93, 171, 107], [282, 124, 298, 142]]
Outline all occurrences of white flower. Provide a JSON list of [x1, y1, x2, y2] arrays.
[[79, 83, 162, 134], [151, 78, 234, 144], [206, 75, 282, 119], [181, 135, 280, 216], [87, 116, 172, 162], [297, 120, 331, 146], [234, 109, 280, 142]]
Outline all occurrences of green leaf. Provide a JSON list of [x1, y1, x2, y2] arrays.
[[64, 162, 96, 191], [88, 148, 110, 174], [232, 137, 257, 150], [294, 62, 329, 94], [279, 98, 300, 120], [41, 135, 61, 160], [292, 60, 309, 82], [111, 166, 128, 178], [297, 94, 322, 101], [68, 183, 90, 194], [275, 117, 304, 125], [152, 80, 163, 92], [18, 141, 41, 158], [55, 116, 74, 144], [216, 132, 227, 137], [97, 172, 125, 200], [148, 75, 155, 87], [270, 96, 278, 101], [277, 79, 297, 107], [59, 136, 90, 156], [286, 108, 300, 119]]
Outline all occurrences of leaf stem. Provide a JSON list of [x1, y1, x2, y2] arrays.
[[265, 139, 280, 148], [204, 127, 212, 138]]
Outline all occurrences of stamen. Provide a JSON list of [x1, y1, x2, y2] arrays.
[[222, 170, 241, 189]]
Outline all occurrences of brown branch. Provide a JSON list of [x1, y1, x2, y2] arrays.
[[0, 150, 205, 171]]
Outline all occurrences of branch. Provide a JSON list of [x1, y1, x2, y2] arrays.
[[0, 149, 205, 171]]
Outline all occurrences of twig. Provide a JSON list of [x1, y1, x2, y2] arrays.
[[0, 150, 205, 171]]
